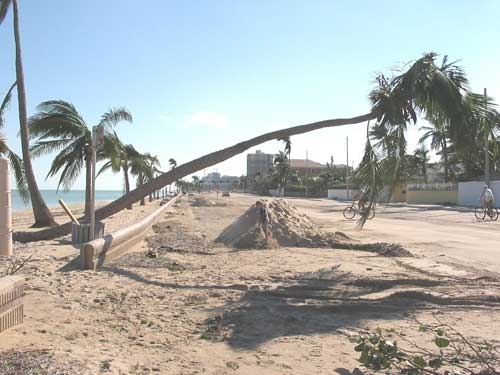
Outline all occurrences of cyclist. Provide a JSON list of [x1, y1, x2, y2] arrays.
[[480, 185, 495, 215], [353, 189, 367, 210]]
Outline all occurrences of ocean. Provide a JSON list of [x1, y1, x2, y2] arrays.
[[10, 190, 124, 211]]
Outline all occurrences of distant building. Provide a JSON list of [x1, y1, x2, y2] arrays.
[[201, 172, 239, 191], [247, 150, 274, 178], [289, 159, 327, 177]]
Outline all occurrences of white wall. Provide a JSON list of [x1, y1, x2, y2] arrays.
[[458, 180, 500, 207], [327, 189, 359, 201]]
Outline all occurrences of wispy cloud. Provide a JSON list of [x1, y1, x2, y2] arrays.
[[186, 111, 228, 128]]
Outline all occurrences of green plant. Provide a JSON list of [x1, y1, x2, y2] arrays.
[[351, 315, 500, 374]]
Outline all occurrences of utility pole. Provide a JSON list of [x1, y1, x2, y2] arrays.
[[484, 88, 490, 186], [346, 136, 349, 200], [305, 150, 309, 198]]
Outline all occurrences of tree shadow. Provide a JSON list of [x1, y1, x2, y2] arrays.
[[201, 268, 499, 350]]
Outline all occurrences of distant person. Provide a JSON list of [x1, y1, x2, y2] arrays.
[[255, 201, 270, 242], [480, 185, 494, 213]]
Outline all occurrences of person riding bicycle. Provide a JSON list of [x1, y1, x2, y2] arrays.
[[353, 189, 368, 211], [480, 185, 494, 214]]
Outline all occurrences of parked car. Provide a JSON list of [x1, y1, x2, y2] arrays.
[[222, 191, 230, 197]]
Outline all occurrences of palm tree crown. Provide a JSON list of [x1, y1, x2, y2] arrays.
[[29, 100, 132, 216]]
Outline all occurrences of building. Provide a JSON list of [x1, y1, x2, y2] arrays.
[[289, 159, 327, 177], [201, 172, 239, 191], [247, 150, 274, 178]]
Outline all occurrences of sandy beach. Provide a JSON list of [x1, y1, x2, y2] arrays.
[[1, 193, 500, 374]]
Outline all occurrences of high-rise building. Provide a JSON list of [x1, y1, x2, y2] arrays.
[[247, 150, 274, 178]]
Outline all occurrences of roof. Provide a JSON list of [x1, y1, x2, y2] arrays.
[[289, 159, 326, 169]]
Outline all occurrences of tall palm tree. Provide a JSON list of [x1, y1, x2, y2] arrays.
[[29, 101, 132, 217], [273, 151, 289, 196], [98, 132, 140, 209], [15, 52, 497, 242], [419, 118, 450, 182], [414, 145, 430, 183], [1, 0, 56, 226], [0, 82, 28, 201]]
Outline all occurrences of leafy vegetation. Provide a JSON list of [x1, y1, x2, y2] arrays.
[[351, 315, 500, 374]]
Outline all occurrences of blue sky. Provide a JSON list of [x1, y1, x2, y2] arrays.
[[1, 0, 499, 190]]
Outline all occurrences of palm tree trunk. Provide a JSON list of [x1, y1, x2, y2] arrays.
[[12, 0, 56, 227], [443, 139, 449, 183], [13, 111, 376, 242], [139, 172, 145, 205], [123, 166, 132, 210]]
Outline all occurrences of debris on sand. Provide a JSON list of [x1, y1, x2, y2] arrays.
[[191, 196, 228, 207], [214, 199, 412, 257]]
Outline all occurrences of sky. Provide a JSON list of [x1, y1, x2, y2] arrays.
[[1, 0, 499, 190]]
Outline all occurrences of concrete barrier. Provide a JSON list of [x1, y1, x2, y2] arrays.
[[81, 196, 180, 270], [0, 276, 24, 333]]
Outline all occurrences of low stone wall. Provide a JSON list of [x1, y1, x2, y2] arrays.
[[327, 189, 359, 201], [81, 196, 180, 270], [406, 190, 458, 205], [0, 276, 24, 333]]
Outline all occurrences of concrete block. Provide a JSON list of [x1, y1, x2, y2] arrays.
[[0, 276, 24, 333]]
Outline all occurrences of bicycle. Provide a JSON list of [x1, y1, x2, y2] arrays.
[[343, 201, 375, 220], [474, 206, 499, 221]]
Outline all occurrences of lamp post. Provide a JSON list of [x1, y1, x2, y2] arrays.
[[89, 125, 104, 241], [0, 157, 12, 256]]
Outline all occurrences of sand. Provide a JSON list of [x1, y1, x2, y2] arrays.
[[1, 193, 500, 374]]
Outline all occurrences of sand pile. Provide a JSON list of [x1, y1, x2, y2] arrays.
[[215, 199, 335, 249], [191, 197, 228, 207], [214, 199, 412, 256]]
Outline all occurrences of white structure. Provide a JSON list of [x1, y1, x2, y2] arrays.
[[328, 189, 359, 201], [0, 157, 12, 256], [458, 180, 500, 208]]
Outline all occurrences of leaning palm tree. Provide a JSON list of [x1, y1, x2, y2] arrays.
[[98, 132, 140, 209], [13, 52, 498, 242], [1, 0, 56, 226], [0, 82, 28, 201], [29, 101, 132, 218]]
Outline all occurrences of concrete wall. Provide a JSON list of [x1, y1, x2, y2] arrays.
[[458, 180, 500, 207], [328, 189, 359, 201], [81, 196, 180, 270], [407, 190, 458, 205]]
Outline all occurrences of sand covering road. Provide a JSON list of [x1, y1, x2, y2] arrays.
[[214, 199, 412, 256]]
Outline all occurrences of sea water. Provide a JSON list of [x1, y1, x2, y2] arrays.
[[10, 190, 123, 211]]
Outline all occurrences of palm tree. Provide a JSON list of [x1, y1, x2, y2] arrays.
[[169, 158, 177, 170], [355, 53, 495, 225], [191, 175, 201, 193], [419, 118, 450, 182], [0, 82, 28, 201], [14, 52, 496, 242], [273, 151, 289, 196], [98, 132, 140, 209], [130, 152, 161, 205], [29, 101, 132, 218], [414, 145, 430, 183], [1, 0, 56, 227]]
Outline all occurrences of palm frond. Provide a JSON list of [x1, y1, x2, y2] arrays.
[[30, 138, 75, 158], [7, 149, 29, 203], [98, 107, 132, 130], [0, 81, 16, 129], [96, 160, 113, 178], [356, 122, 383, 228], [0, 0, 11, 25]]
